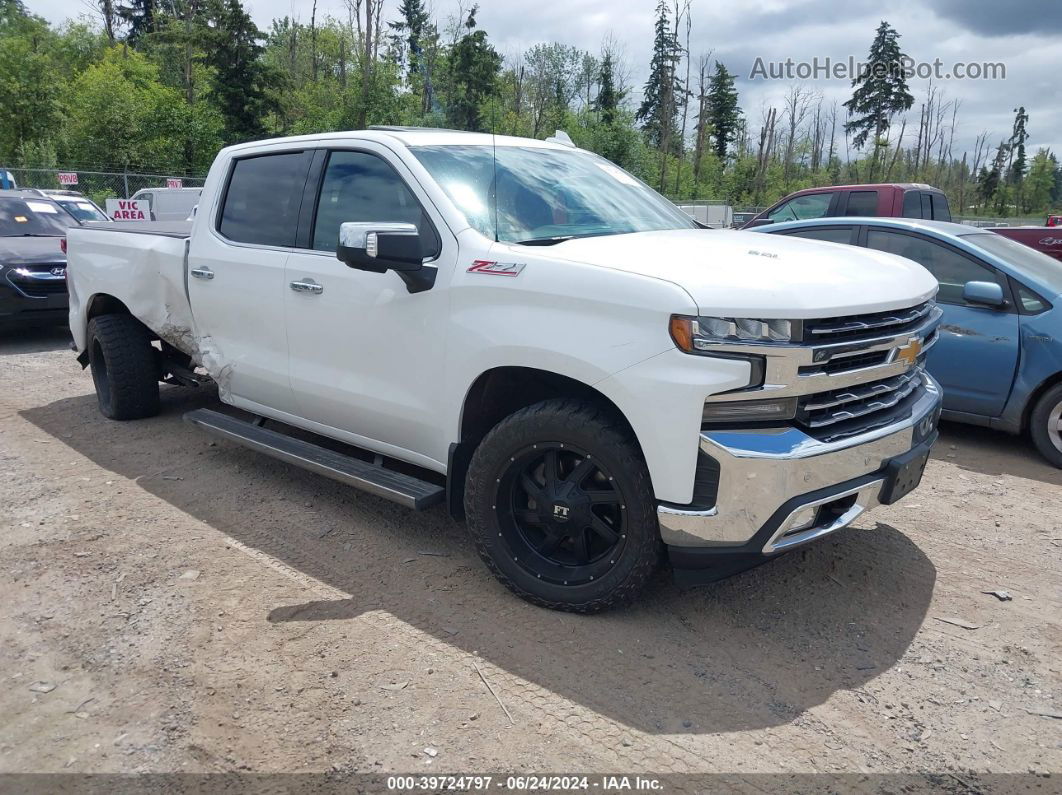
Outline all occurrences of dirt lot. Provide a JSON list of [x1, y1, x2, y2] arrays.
[[1, 326, 1060, 787]]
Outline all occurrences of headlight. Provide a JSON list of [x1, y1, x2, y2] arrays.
[[670, 315, 792, 351]]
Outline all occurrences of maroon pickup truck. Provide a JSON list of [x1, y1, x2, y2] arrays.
[[741, 183, 952, 228], [991, 227, 1062, 262]]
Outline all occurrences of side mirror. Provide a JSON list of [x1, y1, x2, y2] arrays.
[[336, 221, 436, 293], [962, 280, 1005, 308]]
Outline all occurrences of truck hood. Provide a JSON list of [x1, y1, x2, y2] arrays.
[[551, 228, 938, 317], [0, 236, 66, 266]]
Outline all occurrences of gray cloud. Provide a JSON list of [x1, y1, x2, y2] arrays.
[[930, 0, 1062, 36]]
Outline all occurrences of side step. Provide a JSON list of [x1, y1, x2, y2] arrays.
[[183, 409, 445, 510]]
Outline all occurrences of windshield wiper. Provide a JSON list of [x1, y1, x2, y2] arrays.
[[515, 235, 576, 246]]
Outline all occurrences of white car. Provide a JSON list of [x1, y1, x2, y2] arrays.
[[65, 127, 942, 611]]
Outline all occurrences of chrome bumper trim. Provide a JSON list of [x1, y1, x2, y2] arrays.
[[659, 374, 941, 548], [761, 479, 884, 554]]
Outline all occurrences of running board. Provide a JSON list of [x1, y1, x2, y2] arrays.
[[183, 409, 445, 510]]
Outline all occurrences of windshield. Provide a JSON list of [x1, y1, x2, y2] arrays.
[[55, 198, 108, 223], [410, 145, 696, 243], [0, 197, 77, 236], [961, 232, 1062, 293]]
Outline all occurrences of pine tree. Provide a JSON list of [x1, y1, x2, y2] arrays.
[[636, 0, 680, 149], [594, 51, 622, 124], [389, 0, 429, 81], [706, 61, 740, 161], [117, 0, 157, 45], [446, 6, 500, 132], [843, 21, 913, 152], [1008, 106, 1029, 209], [203, 0, 281, 143]]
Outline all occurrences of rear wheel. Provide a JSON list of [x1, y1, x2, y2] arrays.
[[464, 398, 660, 612], [1030, 383, 1062, 468], [87, 314, 160, 420]]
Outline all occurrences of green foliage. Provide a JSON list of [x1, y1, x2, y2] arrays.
[[445, 6, 500, 132], [62, 46, 196, 171], [202, 0, 281, 144], [1025, 149, 1055, 213]]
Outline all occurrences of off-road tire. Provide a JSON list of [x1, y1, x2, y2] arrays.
[[87, 314, 160, 420], [1029, 383, 1062, 468], [464, 398, 661, 612]]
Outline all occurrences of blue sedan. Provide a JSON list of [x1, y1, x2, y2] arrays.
[[754, 217, 1062, 467]]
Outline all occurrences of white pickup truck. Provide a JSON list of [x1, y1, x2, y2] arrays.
[[67, 127, 943, 612]]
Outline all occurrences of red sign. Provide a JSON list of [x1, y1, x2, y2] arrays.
[[166, 178, 183, 189], [58, 172, 78, 186], [105, 198, 148, 221]]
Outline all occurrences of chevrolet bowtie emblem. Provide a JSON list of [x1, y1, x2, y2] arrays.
[[896, 337, 923, 368]]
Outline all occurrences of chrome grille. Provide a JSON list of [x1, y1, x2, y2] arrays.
[[797, 367, 925, 441], [802, 301, 934, 344]]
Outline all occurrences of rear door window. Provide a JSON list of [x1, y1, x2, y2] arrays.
[[783, 226, 855, 244], [931, 192, 952, 221], [901, 190, 922, 218], [920, 193, 933, 220], [218, 151, 312, 247], [843, 190, 878, 216]]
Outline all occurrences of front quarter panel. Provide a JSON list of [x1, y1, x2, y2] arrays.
[[445, 234, 753, 504]]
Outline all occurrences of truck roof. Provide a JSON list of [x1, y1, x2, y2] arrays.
[[223, 128, 573, 155]]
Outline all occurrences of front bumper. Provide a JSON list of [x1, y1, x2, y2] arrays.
[[0, 268, 69, 326], [662, 374, 942, 584]]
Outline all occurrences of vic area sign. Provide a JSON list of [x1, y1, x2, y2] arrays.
[[57, 172, 78, 186], [105, 199, 148, 221]]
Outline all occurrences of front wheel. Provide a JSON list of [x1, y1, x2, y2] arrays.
[[464, 398, 661, 612], [1030, 383, 1062, 468]]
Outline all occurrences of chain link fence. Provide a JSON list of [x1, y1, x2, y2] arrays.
[[0, 167, 207, 207]]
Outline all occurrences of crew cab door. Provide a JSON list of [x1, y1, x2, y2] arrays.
[[863, 227, 1019, 417], [187, 147, 314, 413], [282, 144, 455, 468]]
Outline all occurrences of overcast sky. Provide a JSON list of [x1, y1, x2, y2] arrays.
[[34, 0, 1062, 160]]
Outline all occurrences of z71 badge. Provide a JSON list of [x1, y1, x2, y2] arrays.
[[467, 260, 526, 276]]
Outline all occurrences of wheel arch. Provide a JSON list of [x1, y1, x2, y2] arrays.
[[75, 294, 134, 367], [446, 366, 644, 520], [1021, 370, 1062, 432]]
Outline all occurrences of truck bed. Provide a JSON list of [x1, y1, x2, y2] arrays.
[[67, 222, 197, 359]]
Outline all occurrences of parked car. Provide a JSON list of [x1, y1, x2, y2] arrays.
[[0, 193, 77, 328], [0, 170, 17, 189], [990, 226, 1062, 262], [741, 183, 952, 229], [755, 217, 1062, 467], [129, 186, 202, 221], [1046, 215, 1061, 227], [17, 188, 110, 224], [67, 128, 942, 611]]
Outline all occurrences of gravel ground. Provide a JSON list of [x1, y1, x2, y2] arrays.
[[0, 326, 1059, 788]]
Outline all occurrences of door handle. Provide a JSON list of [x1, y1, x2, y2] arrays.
[[289, 279, 324, 295], [190, 266, 214, 280]]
